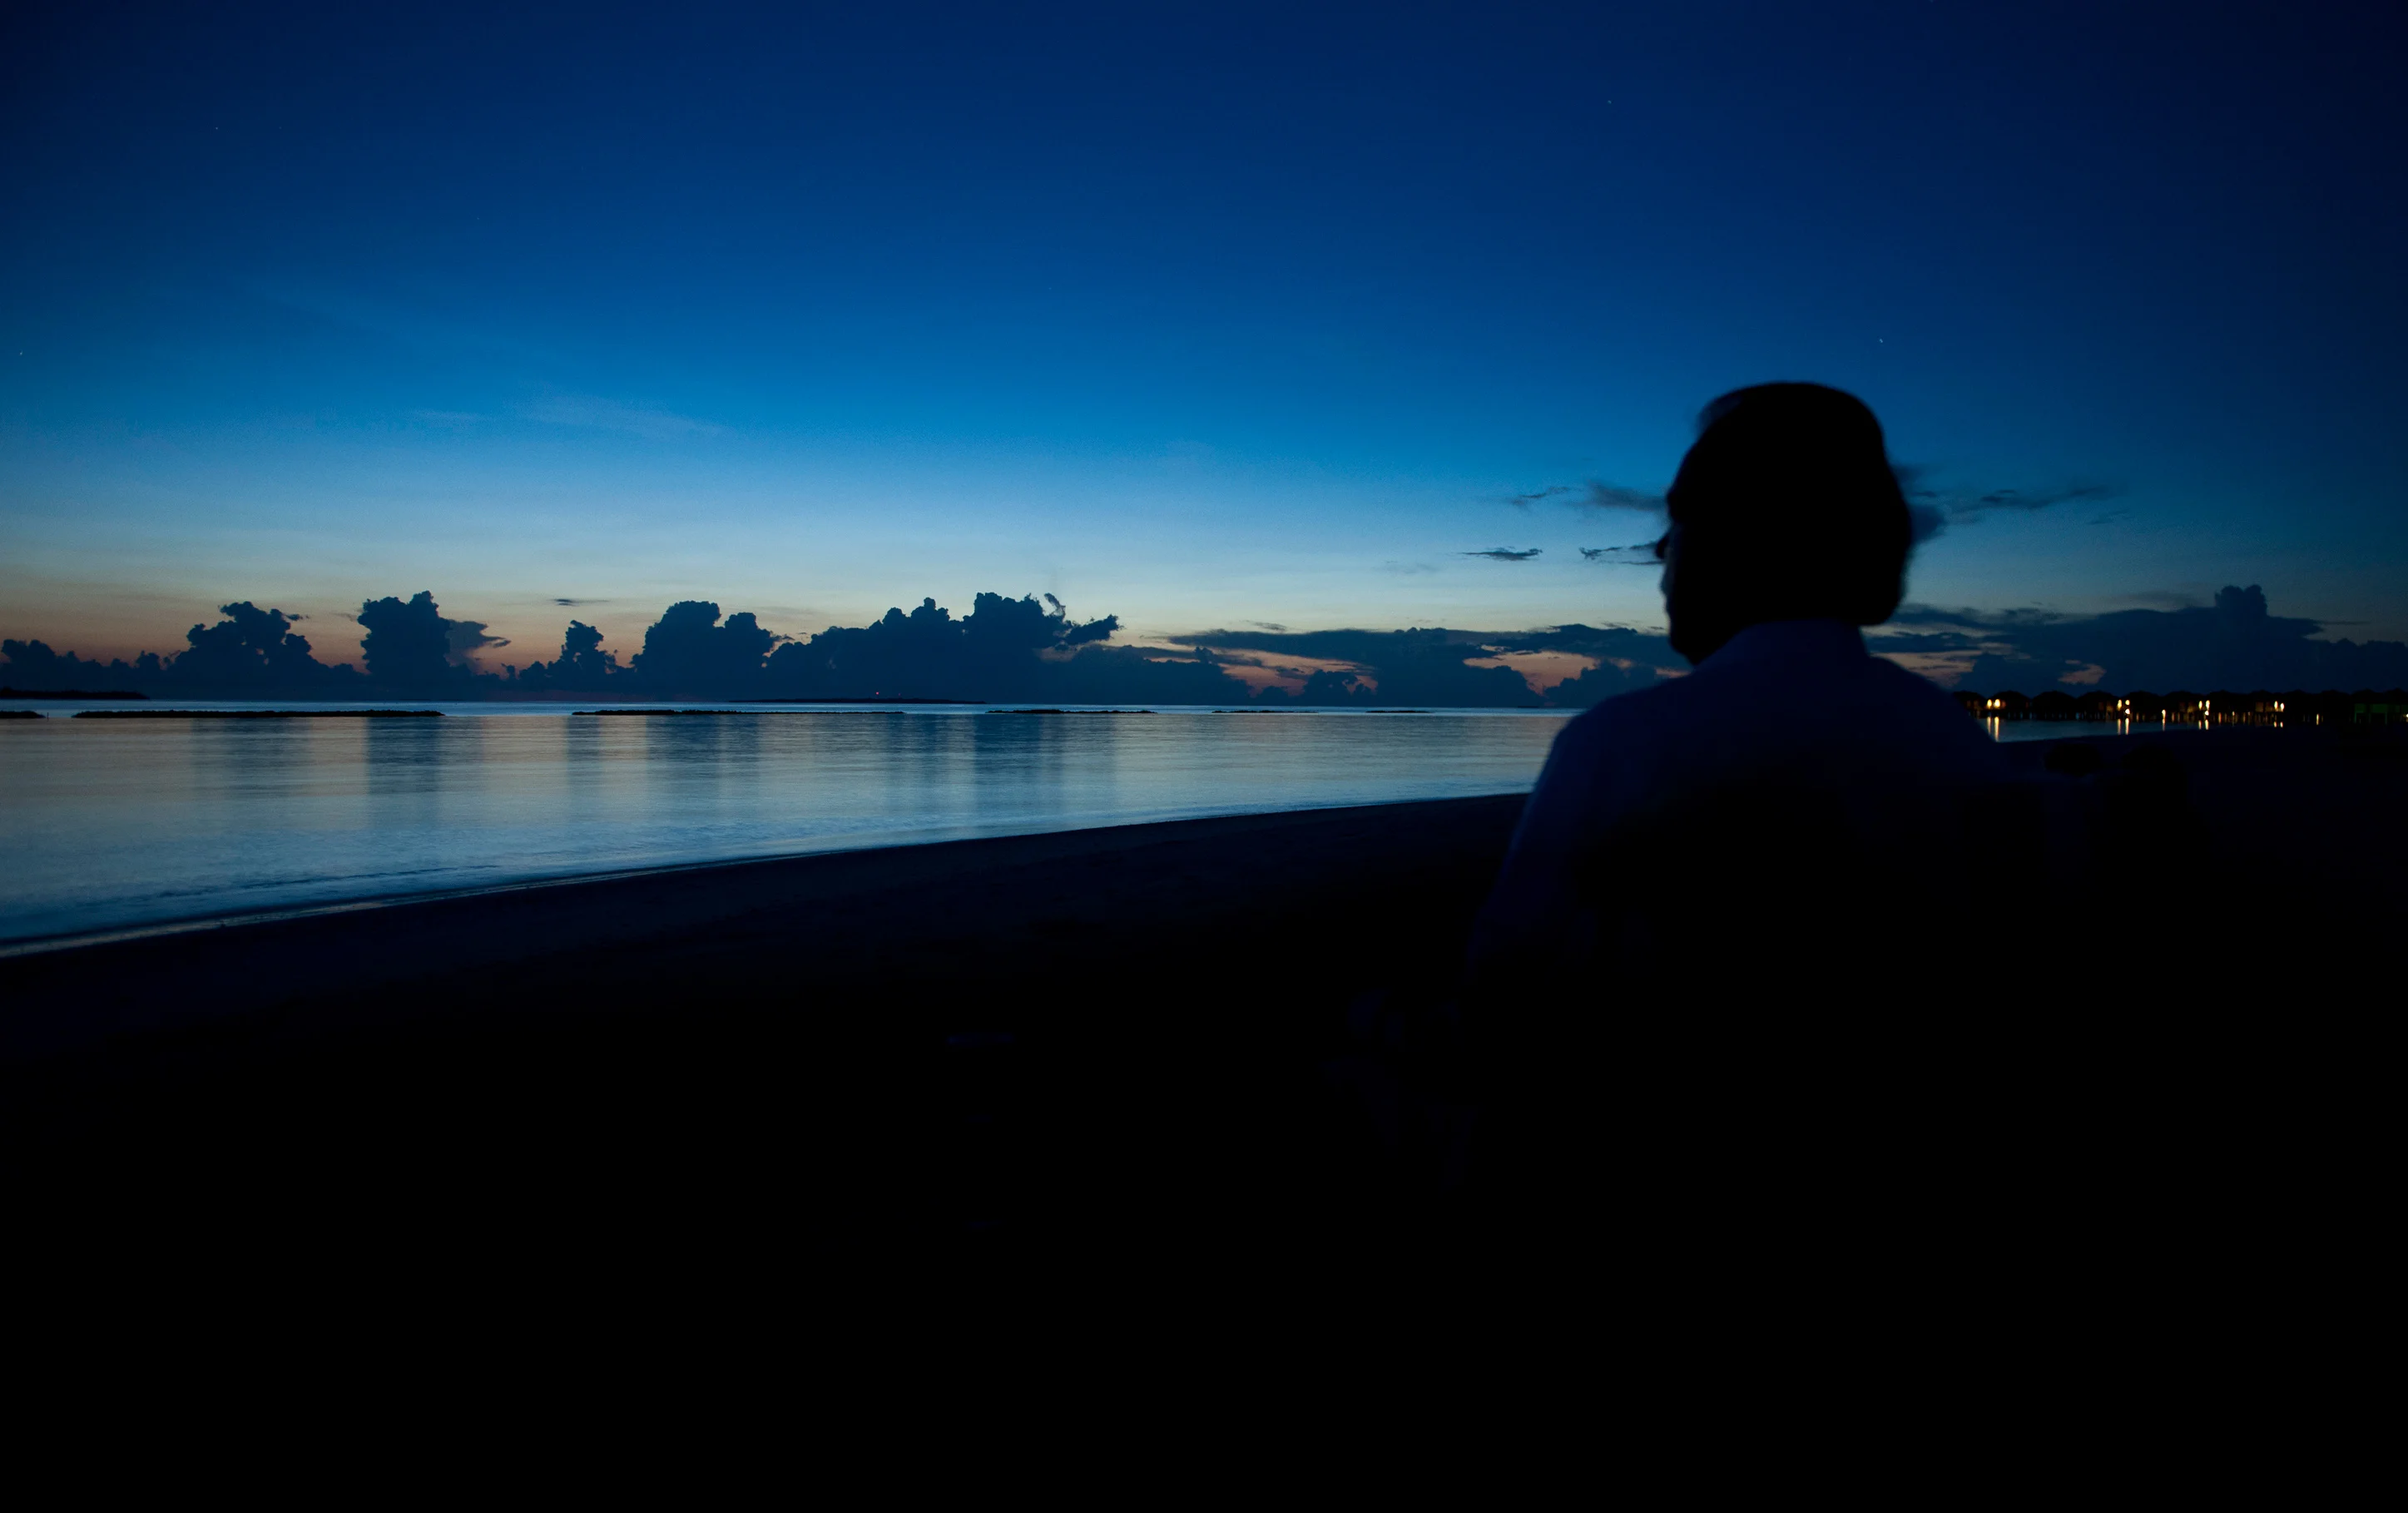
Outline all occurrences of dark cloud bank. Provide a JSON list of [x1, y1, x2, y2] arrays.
[[1877, 584, 2408, 692], [6, 583, 2402, 707]]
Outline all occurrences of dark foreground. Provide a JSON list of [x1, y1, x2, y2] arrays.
[[6, 727, 2400, 1284], [6, 794, 1528, 1261]]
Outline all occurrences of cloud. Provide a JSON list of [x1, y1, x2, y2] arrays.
[[358, 591, 494, 688], [1505, 480, 1667, 515], [525, 620, 625, 692], [1172, 626, 1542, 706], [2, 637, 162, 692], [1176, 622, 1684, 707], [1895, 464, 1949, 544], [1519, 464, 2117, 547], [446, 619, 507, 659], [1581, 543, 1659, 564], [523, 393, 725, 440], [1895, 464, 2126, 543], [102, 583, 2405, 711], [7, 587, 1698, 708], [1464, 547, 1543, 561], [3, 596, 537, 695], [553, 597, 608, 607], [1965, 483, 2120, 516], [1870, 585, 2408, 691], [629, 602, 782, 692], [1582, 482, 1667, 513]]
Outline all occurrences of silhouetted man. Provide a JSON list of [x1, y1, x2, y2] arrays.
[[1471, 383, 2005, 988], [1453, 384, 2016, 1239]]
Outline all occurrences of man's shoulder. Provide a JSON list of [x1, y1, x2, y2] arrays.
[[1556, 673, 1697, 745], [1860, 655, 2014, 766], [1861, 653, 1993, 722], [1862, 652, 1961, 699], [1558, 647, 1999, 766]]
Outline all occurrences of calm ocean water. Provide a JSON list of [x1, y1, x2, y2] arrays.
[[0, 702, 1576, 945], [0, 699, 2158, 946]]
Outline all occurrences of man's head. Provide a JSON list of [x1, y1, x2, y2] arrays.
[[1659, 383, 1910, 663]]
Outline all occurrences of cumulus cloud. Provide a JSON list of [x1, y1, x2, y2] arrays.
[[446, 619, 507, 660], [630, 602, 781, 693], [6, 598, 523, 694], [763, 593, 1236, 702], [2, 637, 151, 692], [10, 590, 1693, 708], [523, 620, 624, 692], [358, 591, 491, 689], [73, 580, 2400, 712]]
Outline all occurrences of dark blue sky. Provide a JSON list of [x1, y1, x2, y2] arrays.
[[4, 1, 2402, 675]]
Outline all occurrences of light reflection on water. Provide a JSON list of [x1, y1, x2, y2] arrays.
[[0, 704, 1571, 944], [1986, 717, 2222, 742], [0, 700, 2177, 944]]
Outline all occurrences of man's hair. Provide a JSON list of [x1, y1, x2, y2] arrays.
[[1664, 383, 1910, 638]]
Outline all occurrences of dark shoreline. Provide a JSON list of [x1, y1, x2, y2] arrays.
[[7, 725, 2401, 1064], [5, 792, 1533, 1250], [0, 795, 1527, 1019], [7, 728, 2401, 1253]]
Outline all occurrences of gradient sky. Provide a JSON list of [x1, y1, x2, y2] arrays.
[[4, 1, 2402, 667]]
